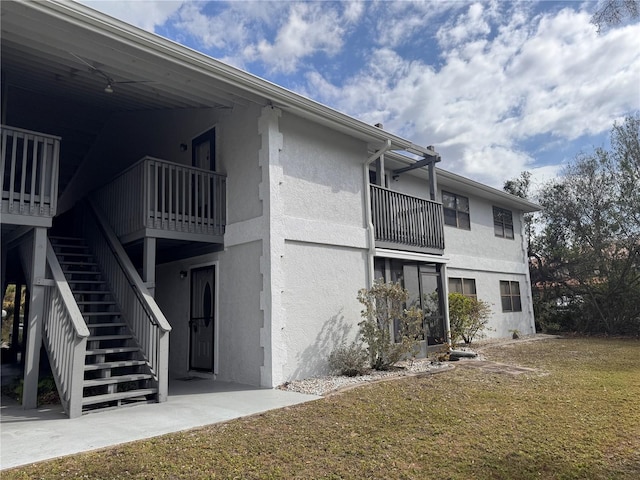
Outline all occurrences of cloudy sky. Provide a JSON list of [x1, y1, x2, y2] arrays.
[[81, 0, 640, 189]]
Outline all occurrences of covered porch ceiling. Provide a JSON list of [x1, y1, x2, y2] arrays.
[[0, 1, 262, 115]]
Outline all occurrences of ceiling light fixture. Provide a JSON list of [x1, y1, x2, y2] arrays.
[[104, 82, 113, 94]]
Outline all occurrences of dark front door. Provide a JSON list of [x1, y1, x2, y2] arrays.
[[189, 266, 215, 372]]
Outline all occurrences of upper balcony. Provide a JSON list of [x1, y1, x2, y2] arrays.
[[1, 125, 60, 228], [370, 184, 445, 255], [92, 156, 226, 245]]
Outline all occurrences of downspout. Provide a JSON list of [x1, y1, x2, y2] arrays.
[[363, 139, 392, 288]]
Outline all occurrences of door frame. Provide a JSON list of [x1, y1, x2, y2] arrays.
[[191, 124, 218, 171], [187, 260, 219, 376]]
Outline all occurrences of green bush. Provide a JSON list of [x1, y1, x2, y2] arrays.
[[328, 342, 369, 376], [358, 279, 422, 370], [448, 293, 492, 345]]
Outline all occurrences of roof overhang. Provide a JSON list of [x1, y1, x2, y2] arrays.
[[1, 0, 436, 156]]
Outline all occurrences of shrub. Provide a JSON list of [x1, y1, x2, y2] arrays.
[[448, 293, 492, 345], [328, 342, 369, 377], [358, 279, 422, 370]]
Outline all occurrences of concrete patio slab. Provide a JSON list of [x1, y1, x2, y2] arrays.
[[1, 378, 320, 470]]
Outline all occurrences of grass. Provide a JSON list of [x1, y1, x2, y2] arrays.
[[4, 337, 640, 479]]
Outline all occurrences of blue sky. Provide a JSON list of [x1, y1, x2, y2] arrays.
[[82, 0, 640, 190]]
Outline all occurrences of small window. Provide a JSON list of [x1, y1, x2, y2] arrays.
[[442, 191, 470, 229], [448, 277, 477, 299], [493, 206, 514, 239], [500, 281, 521, 312]]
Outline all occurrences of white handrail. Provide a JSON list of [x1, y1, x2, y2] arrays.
[[84, 199, 171, 401], [92, 156, 226, 241], [1, 124, 60, 219], [42, 241, 89, 418]]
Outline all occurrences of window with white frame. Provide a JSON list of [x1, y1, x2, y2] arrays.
[[500, 280, 521, 312], [493, 206, 514, 239], [442, 191, 470, 229]]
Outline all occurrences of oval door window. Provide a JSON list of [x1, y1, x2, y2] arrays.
[[203, 282, 212, 327]]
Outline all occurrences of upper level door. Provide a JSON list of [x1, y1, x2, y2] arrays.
[[192, 127, 216, 171]]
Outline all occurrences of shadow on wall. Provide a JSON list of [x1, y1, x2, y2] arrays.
[[291, 308, 354, 380]]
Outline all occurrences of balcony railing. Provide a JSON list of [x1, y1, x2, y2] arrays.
[[370, 185, 445, 254], [92, 156, 226, 244], [1, 125, 60, 225]]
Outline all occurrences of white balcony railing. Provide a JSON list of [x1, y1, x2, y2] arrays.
[[1, 125, 60, 223], [92, 156, 225, 243]]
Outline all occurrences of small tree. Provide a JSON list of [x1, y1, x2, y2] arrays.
[[448, 293, 492, 345], [358, 279, 422, 370]]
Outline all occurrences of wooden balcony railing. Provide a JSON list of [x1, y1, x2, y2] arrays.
[[370, 185, 445, 254], [92, 156, 226, 244], [1, 125, 60, 225]]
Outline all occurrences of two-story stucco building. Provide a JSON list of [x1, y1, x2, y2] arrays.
[[1, 0, 539, 418]]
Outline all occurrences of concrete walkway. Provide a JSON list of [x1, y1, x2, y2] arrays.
[[1, 378, 320, 470]]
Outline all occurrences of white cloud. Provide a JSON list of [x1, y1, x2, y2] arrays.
[[244, 3, 345, 74], [80, 0, 185, 32], [306, 3, 640, 187]]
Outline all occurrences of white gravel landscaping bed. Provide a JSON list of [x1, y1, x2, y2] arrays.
[[277, 358, 457, 396]]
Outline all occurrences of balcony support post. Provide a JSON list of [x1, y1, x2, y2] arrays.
[[22, 227, 47, 409], [143, 236, 157, 297]]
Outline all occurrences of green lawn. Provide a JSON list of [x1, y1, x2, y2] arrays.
[[5, 337, 640, 479]]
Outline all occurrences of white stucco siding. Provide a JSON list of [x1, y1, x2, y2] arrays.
[[221, 103, 263, 224], [447, 268, 535, 338], [282, 240, 367, 381], [442, 192, 524, 264], [154, 240, 264, 386], [279, 111, 367, 229]]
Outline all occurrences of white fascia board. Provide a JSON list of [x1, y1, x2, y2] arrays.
[[436, 168, 541, 213], [36, 1, 433, 155]]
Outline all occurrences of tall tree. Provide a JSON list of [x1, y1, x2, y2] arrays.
[[535, 115, 640, 334], [591, 0, 640, 32]]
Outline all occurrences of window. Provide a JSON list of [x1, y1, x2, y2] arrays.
[[493, 206, 514, 239], [442, 191, 470, 229], [448, 277, 477, 299], [500, 281, 521, 312]]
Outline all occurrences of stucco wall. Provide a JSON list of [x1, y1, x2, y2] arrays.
[[279, 112, 366, 228], [282, 241, 367, 381], [154, 240, 264, 386]]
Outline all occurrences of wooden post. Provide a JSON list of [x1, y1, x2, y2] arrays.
[[22, 227, 47, 409], [11, 283, 22, 361], [143, 237, 156, 297], [428, 158, 437, 201]]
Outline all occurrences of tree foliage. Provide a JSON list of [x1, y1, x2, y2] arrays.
[[357, 279, 422, 370], [448, 293, 492, 345], [533, 115, 640, 335], [504, 171, 534, 253], [591, 0, 639, 33]]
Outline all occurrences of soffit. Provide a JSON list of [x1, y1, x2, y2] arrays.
[[0, 1, 263, 113]]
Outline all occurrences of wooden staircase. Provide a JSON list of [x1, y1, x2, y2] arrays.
[[49, 236, 158, 413]]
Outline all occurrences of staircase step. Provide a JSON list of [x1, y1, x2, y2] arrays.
[[84, 373, 153, 387], [87, 322, 127, 328], [53, 251, 93, 257], [78, 300, 116, 305], [63, 270, 101, 275], [82, 388, 158, 406], [88, 334, 132, 342], [84, 360, 147, 371], [68, 280, 105, 285], [82, 312, 122, 317], [86, 346, 140, 355], [59, 261, 98, 266], [50, 236, 85, 242]]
